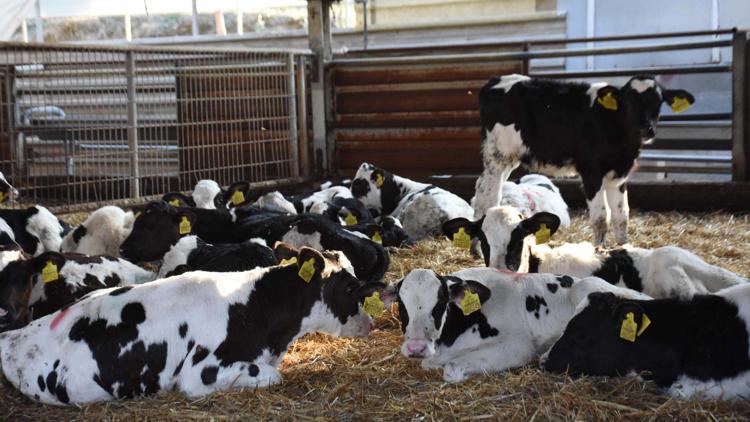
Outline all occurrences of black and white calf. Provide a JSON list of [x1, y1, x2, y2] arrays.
[[60, 206, 135, 257], [157, 236, 277, 278], [0, 251, 155, 331], [0, 205, 67, 256], [492, 174, 570, 227], [351, 162, 473, 240], [386, 267, 648, 382], [346, 215, 414, 248], [162, 180, 253, 209], [0, 172, 19, 204], [544, 284, 750, 399], [0, 247, 384, 405], [443, 207, 747, 299], [473, 74, 695, 244]]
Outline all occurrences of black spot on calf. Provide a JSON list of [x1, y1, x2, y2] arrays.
[[37, 375, 45, 392], [248, 364, 259, 377], [557, 276, 574, 288], [192, 345, 209, 365], [109, 286, 133, 296], [201, 366, 219, 385], [546, 283, 558, 293], [525, 295, 548, 319], [179, 323, 188, 338]]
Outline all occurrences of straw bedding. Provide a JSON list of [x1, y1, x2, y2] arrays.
[[1, 210, 749, 420]]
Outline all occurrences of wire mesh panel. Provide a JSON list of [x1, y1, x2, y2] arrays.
[[0, 43, 306, 211]]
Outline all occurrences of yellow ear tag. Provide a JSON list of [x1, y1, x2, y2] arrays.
[[375, 173, 384, 188], [619, 312, 638, 342], [345, 213, 358, 226], [42, 261, 59, 283], [371, 230, 383, 245], [535, 224, 551, 244], [670, 96, 691, 113], [231, 190, 246, 206], [452, 227, 471, 250], [178, 216, 192, 235], [637, 313, 651, 336], [298, 258, 316, 283], [279, 256, 297, 266], [0, 192, 6, 202], [459, 290, 481, 316], [135, 211, 141, 219], [362, 291, 385, 318], [597, 91, 618, 111], [169, 199, 180, 207]]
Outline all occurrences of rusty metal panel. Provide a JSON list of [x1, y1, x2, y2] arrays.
[[330, 61, 522, 176]]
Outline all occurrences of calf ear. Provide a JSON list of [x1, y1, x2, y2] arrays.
[[226, 181, 251, 208], [661, 89, 695, 113], [448, 279, 491, 312], [297, 247, 326, 281], [442, 217, 482, 241], [520, 212, 561, 238], [273, 241, 299, 262], [586, 291, 618, 311], [29, 251, 66, 274], [162, 192, 194, 208], [594, 85, 621, 111], [355, 281, 396, 306], [172, 210, 197, 235]]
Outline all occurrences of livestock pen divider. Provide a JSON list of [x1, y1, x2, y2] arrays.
[[0, 42, 312, 212]]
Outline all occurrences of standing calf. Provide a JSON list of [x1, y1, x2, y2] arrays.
[[473, 74, 694, 244]]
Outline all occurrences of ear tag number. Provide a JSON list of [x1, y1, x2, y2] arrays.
[[345, 213, 358, 226], [375, 173, 384, 188], [371, 230, 383, 245], [279, 257, 297, 266], [535, 224, 551, 244], [231, 190, 246, 206], [452, 227, 471, 250], [42, 261, 59, 283], [169, 199, 180, 207], [178, 216, 192, 235], [362, 291, 385, 318], [597, 92, 618, 111], [459, 291, 481, 316], [298, 258, 316, 283], [670, 96, 691, 113]]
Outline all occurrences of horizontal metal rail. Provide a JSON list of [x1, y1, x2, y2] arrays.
[[640, 152, 731, 163], [0, 40, 314, 56], [329, 39, 731, 66], [530, 64, 732, 78]]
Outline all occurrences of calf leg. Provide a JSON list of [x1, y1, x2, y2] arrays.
[[605, 177, 629, 244], [473, 160, 517, 220], [439, 341, 535, 383], [582, 176, 609, 245]]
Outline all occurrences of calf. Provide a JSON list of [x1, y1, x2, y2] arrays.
[[544, 285, 750, 400], [162, 180, 252, 210], [157, 235, 277, 278], [443, 207, 747, 299], [0, 171, 19, 204], [0, 247, 384, 405], [346, 215, 414, 248], [473, 74, 694, 244], [0, 205, 67, 256], [60, 206, 135, 257], [0, 251, 155, 331], [386, 267, 648, 382], [254, 186, 357, 218], [310, 196, 374, 226], [351, 162, 473, 240], [493, 174, 570, 227], [121, 202, 390, 282]]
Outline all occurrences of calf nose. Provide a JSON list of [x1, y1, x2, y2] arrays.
[[405, 341, 428, 358]]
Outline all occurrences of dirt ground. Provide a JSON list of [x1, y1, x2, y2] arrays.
[[2, 210, 749, 421]]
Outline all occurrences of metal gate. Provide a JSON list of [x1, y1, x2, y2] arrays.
[[0, 43, 310, 211]]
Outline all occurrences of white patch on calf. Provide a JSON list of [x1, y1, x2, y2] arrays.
[[299, 187, 353, 213], [61, 206, 134, 256], [0, 218, 16, 241], [500, 175, 570, 227], [158, 235, 199, 278], [281, 228, 323, 251], [586, 82, 608, 106], [490, 74, 530, 92], [193, 180, 221, 209], [26, 206, 63, 255], [253, 191, 297, 214], [629, 78, 656, 93]]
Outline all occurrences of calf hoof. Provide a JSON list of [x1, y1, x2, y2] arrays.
[[442, 364, 468, 383]]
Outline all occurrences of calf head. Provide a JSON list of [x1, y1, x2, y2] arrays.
[[161, 192, 196, 208], [120, 201, 197, 262], [544, 292, 651, 377], [0, 251, 65, 330], [26, 206, 66, 256], [443, 206, 560, 270], [278, 244, 388, 337], [223, 181, 252, 208], [350, 162, 400, 215], [594, 75, 695, 143], [378, 216, 414, 247], [312, 197, 373, 226], [0, 172, 19, 204], [395, 269, 490, 358]]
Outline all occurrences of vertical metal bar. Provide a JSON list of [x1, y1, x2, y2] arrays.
[[126, 51, 141, 198], [192, 0, 200, 36], [296, 55, 309, 179], [307, 0, 332, 175], [34, 0, 43, 42], [732, 31, 748, 181], [236, 3, 243, 35], [21, 19, 29, 43]]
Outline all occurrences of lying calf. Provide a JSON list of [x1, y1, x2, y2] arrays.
[[351, 162, 473, 240], [494, 174, 570, 227], [544, 285, 750, 400], [158, 235, 277, 278], [385, 267, 648, 382], [443, 207, 747, 298], [162, 180, 252, 209], [346, 216, 414, 248], [0, 251, 155, 331], [0, 205, 67, 256], [60, 206, 135, 257], [0, 247, 384, 405]]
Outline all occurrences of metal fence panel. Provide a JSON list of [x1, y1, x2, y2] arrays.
[[0, 43, 308, 211]]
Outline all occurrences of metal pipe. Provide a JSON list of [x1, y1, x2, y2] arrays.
[[192, 0, 200, 36], [34, 0, 43, 43], [126, 51, 140, 198], [732, 31, 749, 181], [329, 39, 732, 66], [531, 64, 732, 79], [287, 53, 299, 178], [296, 55, 309, 179]]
